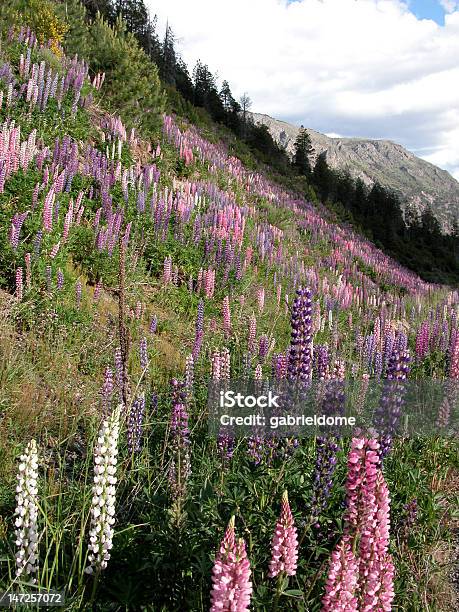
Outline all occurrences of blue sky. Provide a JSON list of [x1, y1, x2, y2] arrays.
[[410, 0, 446, 24], [149, 0, 459, 180]]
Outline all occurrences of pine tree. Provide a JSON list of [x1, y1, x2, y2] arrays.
[[161, 24, 177, 85], [220, 80, 234, 111], [293, 126, 314, 177], [313, 151, 333, 200]]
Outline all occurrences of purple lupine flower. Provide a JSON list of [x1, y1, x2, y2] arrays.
[[149, 315, 157, 334], [287, 286, 314, 384], [310, 362, 345, 524], [33, 231, 43, 257], [150, 392, 158, 413], [192, 300, 204, 361], [376, 348, 411, 458], [127, 393, 146, 454], [101, 367, 113, 416], [258, 335, 269, 361], [399, 498, 418, 541], [57, 269, 64, 290], [9, 212, 28, 250], [139, 337, 148, 370], [272, 353, 287, 381], [168, 380, 191, 499], [315, 345, 329, 380]]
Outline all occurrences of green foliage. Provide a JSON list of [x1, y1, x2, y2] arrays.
[[56, 2, 165, 138]]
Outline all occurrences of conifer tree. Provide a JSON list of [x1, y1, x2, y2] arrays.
[[293, 126, 314, 177]]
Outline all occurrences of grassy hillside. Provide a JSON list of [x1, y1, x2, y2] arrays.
[[0, 3, 458, 610]]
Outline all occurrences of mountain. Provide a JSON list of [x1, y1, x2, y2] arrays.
[[250, 112, 459, 228]]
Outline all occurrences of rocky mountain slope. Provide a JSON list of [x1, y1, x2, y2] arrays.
[[251, 112, 459, 228]]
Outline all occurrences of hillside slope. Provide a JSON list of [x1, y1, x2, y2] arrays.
[[251, 111, 459, 227], [0, 4, 458, 611]]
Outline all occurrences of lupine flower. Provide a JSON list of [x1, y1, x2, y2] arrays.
[[85, 405, 121, 574], [149, 315, 158, 334], [310, 437, 339, 524], [222, 295, 231, 336], [9, 211, 28, 249], [210, 516, 252, 612], [376, 348, 410, 458], [139, 337, 148, 370], [287, 286, 314, 384], [248, 313, 257, 352], [49, 241, 60, 259], [339, 438, 395, 611], [14, 439, 39, 582], [127, 393, 146, 454], [163, 255, 172, 285], [399, 498, 418, 540], [322, 539, 358, 611], [449, 333, 459, 379], [93, 280, 102, 301], [185, 354, 194, 398], [101, 367, 113, 416], [192, 300, 204, 361], [257, 286, 265, 313], [57, 269, 64, 291], [114, 347, 124, 399], [42, 187, 55, 232], [168, 380, 191, 499], [268, 491, 298, 578]]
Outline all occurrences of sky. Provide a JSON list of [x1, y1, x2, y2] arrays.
[[146, 0, 459, 180]]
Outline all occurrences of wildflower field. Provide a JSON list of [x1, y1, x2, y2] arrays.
[[0, 7, 459, 612]]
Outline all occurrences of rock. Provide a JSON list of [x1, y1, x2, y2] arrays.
[[250, 112, 459, 229]]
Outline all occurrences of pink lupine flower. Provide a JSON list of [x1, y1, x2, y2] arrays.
[[210, 517, 252, 612], [163, 256, 172, 285], [248, 313, 257, 351], [322, 539, 358, 611], [344, 438, 380, 536], [359, 472, 394, 611], [449, 333, 459, 379], [222, 296, 231, 336], [338, 439, 395, 611], [16, 267, 23, 301], [42, 187, 55, 232], [276, 284, 282, 307], [257, 287, 265, 313], [268, 491, 299, 578], [49, 241, 60, 259]]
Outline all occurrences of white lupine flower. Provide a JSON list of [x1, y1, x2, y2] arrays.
[[85, 406, 121, 575], [14, 439, 39, 582]]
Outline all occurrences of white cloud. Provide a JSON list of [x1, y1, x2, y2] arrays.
[[440, 0, 459, 13], [146, 0, 459, 181]]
